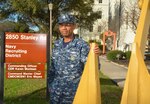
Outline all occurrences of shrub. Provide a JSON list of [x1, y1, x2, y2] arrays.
[[99, 45, 103, 50], [125, 51, 131, 60], [96, 41, 103, 50], [88, 40, 103, 50], [107, 50, 125, 61]]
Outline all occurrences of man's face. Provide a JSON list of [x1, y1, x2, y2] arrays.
[[59, 23, 76, 37]]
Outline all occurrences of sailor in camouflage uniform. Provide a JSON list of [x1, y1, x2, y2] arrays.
[[48, 13, 100, 104]]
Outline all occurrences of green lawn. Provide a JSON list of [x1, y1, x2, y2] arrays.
[[100, 72, 122, 104], [4, 72, 122, 104], [4, 71, 48, 104]]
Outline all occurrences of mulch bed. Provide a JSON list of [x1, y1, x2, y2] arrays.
[[112, 59, 150, 70]]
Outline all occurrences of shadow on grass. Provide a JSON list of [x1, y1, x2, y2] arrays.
[[100, 78, 117, 86], [100, 78, 123, 104], [100, 76, 123, 104], [5, 87, 49, 104]]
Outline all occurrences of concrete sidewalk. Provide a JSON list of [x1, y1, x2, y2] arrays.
[[99, 56, 128, 88]]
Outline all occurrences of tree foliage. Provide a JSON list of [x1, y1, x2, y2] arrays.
[[13, 22, 30, 33], [124, 1, 140, 33], [0, 0, 101, 34], [0, 21, 15, 32], [0, 21, 30, 33]]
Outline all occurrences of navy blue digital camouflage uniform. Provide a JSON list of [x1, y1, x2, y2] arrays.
[[48, 37, 90, 104]]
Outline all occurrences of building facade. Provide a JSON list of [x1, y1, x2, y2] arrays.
[[81, 0, 109, 41], [80, 0, 139, 51]]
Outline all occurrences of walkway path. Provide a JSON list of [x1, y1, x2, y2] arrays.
[[100, 56, 128, 88]]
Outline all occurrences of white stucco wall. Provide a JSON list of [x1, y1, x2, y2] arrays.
[[81, 0, 138, 47]]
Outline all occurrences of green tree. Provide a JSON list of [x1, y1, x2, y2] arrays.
[[0, 21, 30, 33], [0, 21, 15, 32], [0, 0, 101, 36], [13, 22, 29, 32]]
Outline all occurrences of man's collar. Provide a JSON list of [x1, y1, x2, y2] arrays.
[[59, 35, 78, 49]]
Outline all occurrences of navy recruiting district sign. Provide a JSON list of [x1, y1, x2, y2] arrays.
[[5, 33, 47, 79]]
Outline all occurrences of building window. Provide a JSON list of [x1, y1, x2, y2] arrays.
[[99, 0, 102, 3], [99, 11, 102, 19], [89, 25, 93, 32], [98, 26, 101, 32]]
